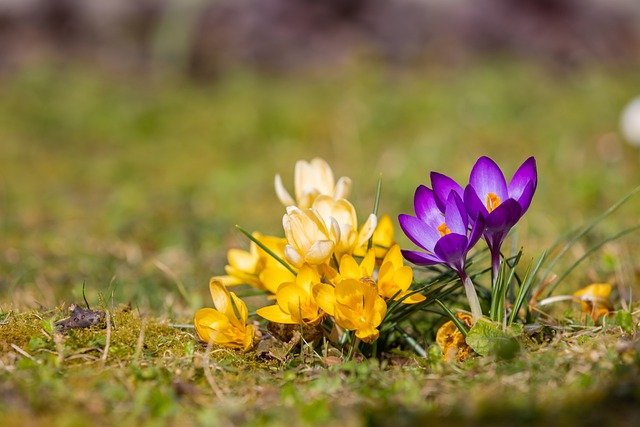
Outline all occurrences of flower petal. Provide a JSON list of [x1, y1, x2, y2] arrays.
[[398, 214, 440, 252], [414, 185, 443, 227], [464, 184, 489, 222], [274, 174, 295, 206], [401, 249, 441, 266], [444, 192, 468, 235], [305, 240, 334, 265], [334, 176, 352, 200], [508, 156, 537, 203], [433, 233, 469, 272], [514, 180, 536, 215], [209, 279, 232, 317], [485, 198, 522, 231], [467, 214, 485, 248], [431, 172, 464, 213], [313, 283, 336, 316], [256, 304, 296, 324], [284, 245, 304, 268], [469, 156, 508, 203]]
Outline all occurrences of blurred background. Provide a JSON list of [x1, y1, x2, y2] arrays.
[[1, 0, 639, 315]]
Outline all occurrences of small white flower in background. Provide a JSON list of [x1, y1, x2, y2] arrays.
[[620, 97, 640, 147]]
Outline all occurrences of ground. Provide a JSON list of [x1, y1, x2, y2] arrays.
[[1, 61, 639, 425]]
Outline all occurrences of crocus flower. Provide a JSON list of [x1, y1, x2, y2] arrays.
[[256, 265, 324, 325], [377, 245, 425, 304], [573, 283, 612, 322], [430, 156, 537, 284], [194, 280, 255, 351], [312, 195, 377, 259], [213, 232, 295, 294], [275, 157, 352, 209], [436, 313, 474, 362], [399, 186, 484, 320], [282, 206, 335, 268], [462, 156, 537, 281], [314, 278, 387, 343]]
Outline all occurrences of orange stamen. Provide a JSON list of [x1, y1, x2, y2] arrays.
[[485, 192, 501, 213], [438, 223, 451, 237]]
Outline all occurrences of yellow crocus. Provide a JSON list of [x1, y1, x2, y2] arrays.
[[337, 250, 376, 281], [282, 206, 335, 268], [354, 214, 395, 259], [256, 265, 323, 325], [213, 232, 294, 294], [194, 280, 255, 351], [436, 313, 474, 362], [377, 245, 425, 304], [312, 195, 377, 258], [573, 283, 612, 322], [275, 157, 352, 209], [314, 278, 387, 343]]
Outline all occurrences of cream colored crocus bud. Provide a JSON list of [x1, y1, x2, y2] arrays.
[[275, 157, 352, 208], [312, 195, 377, 258], [621, 97, 640, 148], [282, 206, 335, 268]]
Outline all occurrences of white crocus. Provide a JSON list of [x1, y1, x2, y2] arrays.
[[282, 206, 336, 268], [275, 158, 352, 209], [312, 195, 377, 258]]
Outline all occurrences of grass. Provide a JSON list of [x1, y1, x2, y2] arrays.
[[1, 60, 640, 425]]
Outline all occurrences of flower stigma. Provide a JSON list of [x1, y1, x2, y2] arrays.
[[485, 192, 501, 212], [437, 223, 451, 237]]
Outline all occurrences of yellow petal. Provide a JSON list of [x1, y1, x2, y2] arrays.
[[230, 292, 249, 323], [382, 245, 403, 269], [355, 327, 380, 343], [209, 279, 232, 317], [339, 254, 361, 280], [259, 266, 295, 294], [360, 249, 376, 277], [211, 275, 244, 287], [194, 308, 230, 342], [227, 249, 259, 273], [256, 304, 296, 324], [574, 283, 612, 299], [296, 264, 321, 289], [243, 324, 255, 351], [398, 292, 426, 304], [310, 157, 335, 196], [313, 283, 336, 316]]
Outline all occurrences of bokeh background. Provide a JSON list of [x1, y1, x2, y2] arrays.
[[1, 0, 639, 316]]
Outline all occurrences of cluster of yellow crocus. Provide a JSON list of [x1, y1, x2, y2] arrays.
[[259, 246, 424, 343], [194, 158, 422, 351]]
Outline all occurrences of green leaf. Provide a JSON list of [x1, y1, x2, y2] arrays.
[[466, 318, 520, 359], [615, 310, 635, 334]]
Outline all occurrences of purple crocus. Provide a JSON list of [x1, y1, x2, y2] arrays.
[[464, 156, 537, 280], [431, 156, 537, 284], [399, 186, 485, 320]]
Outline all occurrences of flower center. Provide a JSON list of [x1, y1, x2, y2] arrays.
[[437, 223, 451, 237], [485, 192, 501, 213]]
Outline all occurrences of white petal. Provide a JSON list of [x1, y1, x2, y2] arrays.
[[334, 176, 352, 200], [274, 174, 295, 206], [330, 217, 341, 244], [284, 245, 304, 268], [294, 160, 310, 203], [356, 214, 378, 248], [305, 240, 335, 265]]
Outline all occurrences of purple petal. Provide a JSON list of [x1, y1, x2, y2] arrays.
[[401, 249, 441, 266], [434, 233, 469, 272], [469, 156, 508, 204], [444, 192, 468, 235], [430, 172, 464, 213], [464, 185, 489, 222], [413, 185, 443, 228], [508, 157, 537, 202], [398, 214, 439, 252], [514, 180, 536, 214], [467, 214, 485, 248], [485, 199, 522, 232]]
